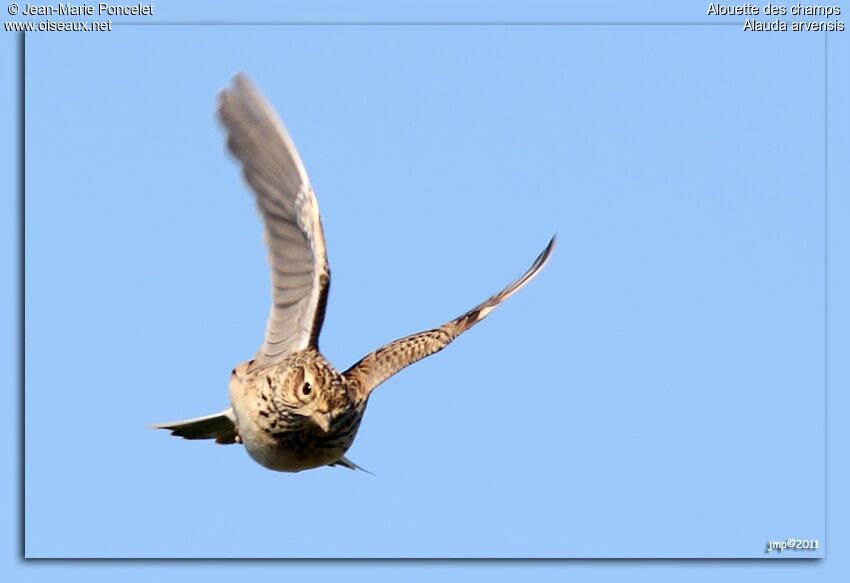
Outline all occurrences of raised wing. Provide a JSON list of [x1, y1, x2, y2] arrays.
[[344, 236, 556, 397], [218, 74, 331, 369]]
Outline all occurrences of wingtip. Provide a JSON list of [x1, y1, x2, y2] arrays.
[[232, 71, 254, 92], [217, 71, 252, 104], [150, 422, 182, 435], [545, 233, 557, 255], [533, 233, 557, 271]]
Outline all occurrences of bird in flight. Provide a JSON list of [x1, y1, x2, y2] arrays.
[[153, 74, 555, 473]]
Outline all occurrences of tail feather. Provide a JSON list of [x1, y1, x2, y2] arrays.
[[331, 455, 374, 475]]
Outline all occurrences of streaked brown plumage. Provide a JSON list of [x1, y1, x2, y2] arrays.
[[153, 73, 555, 473]]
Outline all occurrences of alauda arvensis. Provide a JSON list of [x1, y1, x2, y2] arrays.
[[153, 74, 555, 473]]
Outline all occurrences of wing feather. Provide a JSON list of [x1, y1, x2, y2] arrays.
[[218, 73, 331, 368], [344, 236, 556, 396], [152, 409, 238, 445]]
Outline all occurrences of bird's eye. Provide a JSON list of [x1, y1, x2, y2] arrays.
[[301, 382, 312, 396]]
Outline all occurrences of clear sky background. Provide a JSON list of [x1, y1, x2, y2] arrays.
[[2, 0, 849, 580]]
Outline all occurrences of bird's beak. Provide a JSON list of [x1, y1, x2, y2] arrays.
[[312, 412, 332, 433]]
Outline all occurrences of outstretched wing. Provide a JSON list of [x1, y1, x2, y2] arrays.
[[218, 73, 330, 369], [152, 409, 239, 445], [344, 236, 556, 397]]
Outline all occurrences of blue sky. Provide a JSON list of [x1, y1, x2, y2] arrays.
[[2, 0, 849, 580]]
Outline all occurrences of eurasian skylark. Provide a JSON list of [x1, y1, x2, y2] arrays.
[[153, 74, 555, 473]]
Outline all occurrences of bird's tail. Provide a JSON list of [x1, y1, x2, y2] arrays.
[[331, 455, 374, 475]]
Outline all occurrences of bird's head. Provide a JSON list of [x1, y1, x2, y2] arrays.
[[273, 355, 349, 433]]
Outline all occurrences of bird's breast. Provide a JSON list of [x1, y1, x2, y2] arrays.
[[244, 427, 347, 472], [233, 401, 364, 473]]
